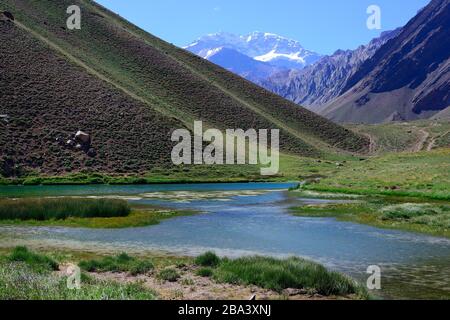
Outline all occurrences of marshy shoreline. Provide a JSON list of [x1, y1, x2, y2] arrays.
[[289, 190, 450, 239], [0, 246, 367, 300]]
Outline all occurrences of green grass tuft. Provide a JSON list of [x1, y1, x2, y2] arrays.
[[79, 253, 154, 275], [196, 267, 214, 278], [194, 251, 221, 267], [380, 203, 447, 220], [0, 262, 156, 300], [7, 246, 59, 272], [157, 268, 180, 282], [212, 256, 365, 296], [0, 198, 131, 221]]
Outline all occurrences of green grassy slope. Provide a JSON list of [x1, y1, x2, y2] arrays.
[[0, 0, 368, 178], [302, 148, 450, 200], [347, 120, 450, 154]]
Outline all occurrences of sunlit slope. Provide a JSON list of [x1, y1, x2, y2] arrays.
[[0, 0, 369, 176]]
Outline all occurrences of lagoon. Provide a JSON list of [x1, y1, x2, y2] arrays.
[[0, 183, 449, 299]]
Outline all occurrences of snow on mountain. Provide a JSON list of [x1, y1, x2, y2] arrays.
[[184, 32, 321, 81], [205, 47, 283, 82]]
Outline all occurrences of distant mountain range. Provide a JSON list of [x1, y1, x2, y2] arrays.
[[321, 0, 450, 124], [262, 29, 402, 111], [184, 32, 321, 82], [186, 0, 450, 124]]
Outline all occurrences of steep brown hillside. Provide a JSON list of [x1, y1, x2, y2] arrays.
[[0, 18, 184, 176]]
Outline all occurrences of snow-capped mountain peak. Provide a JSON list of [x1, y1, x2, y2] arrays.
[[184, 31, 321, 70]]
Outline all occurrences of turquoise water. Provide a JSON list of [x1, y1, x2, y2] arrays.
[[0, 183, 449, 299]]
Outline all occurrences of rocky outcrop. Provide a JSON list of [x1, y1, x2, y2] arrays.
[[62, 131, 95, 156], [75, 131, 91, 146]]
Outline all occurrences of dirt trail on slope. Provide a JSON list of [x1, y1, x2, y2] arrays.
[[427, 130, 450, 151], [427, 136, 437, 151], [412, 129, 430, 152], [365, 133, 377, 154]]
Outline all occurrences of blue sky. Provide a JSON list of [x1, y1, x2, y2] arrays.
[[95, 0, 430, 55]]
